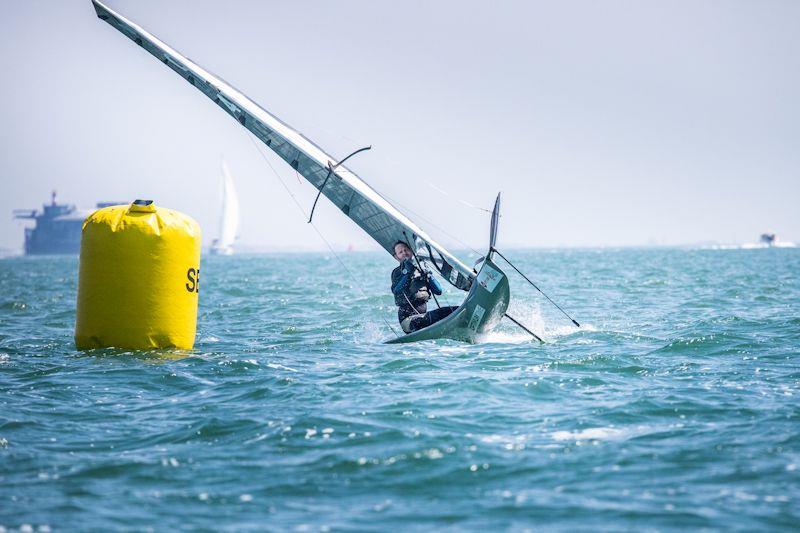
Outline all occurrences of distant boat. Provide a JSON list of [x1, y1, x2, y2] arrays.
[[210, 160, 240, 255], [759, 233, 777, 246], [12, 191, 118, 255]]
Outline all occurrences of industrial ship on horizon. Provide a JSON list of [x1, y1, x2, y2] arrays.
[[13, 191, 118, 255]]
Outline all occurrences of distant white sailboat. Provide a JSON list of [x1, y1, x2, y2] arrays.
[[210, 160, 240, 255]]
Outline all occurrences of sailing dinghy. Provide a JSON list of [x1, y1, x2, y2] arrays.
[[385, 195, 510, 344], [92, 0, 548, 343]]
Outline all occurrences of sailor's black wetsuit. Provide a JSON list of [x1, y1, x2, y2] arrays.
[[391, 259, 458, 333]]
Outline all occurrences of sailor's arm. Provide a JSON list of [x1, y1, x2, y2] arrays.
[[391, 264, 412, 295], [427, 272, 443, 295]]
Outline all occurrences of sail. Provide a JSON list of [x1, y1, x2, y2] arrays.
[[218, 160, 240, 249], [92, 0, 474, 291]]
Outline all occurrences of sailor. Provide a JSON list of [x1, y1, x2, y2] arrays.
[[391, 241, 458, 334]]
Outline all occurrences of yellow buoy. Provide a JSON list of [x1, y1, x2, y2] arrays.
[[75, 200, 201, 350]]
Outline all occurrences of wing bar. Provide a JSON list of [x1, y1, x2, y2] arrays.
[[92, 0, 475, 288]]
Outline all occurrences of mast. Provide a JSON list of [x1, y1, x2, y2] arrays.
[[92, 0, 474, 290]]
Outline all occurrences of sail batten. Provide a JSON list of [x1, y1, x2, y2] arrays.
[[92, 0, 475, 289]]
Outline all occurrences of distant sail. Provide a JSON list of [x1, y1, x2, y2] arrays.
[[211, 159, 240, 255], [92, 0, 474, 291]]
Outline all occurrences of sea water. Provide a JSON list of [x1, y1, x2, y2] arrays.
[[1, 248, 798, 530]]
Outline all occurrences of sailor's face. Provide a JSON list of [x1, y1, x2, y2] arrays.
[[394, 243, 412, 262]]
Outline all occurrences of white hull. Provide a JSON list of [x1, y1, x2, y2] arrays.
[[209, 245, 234, 256]]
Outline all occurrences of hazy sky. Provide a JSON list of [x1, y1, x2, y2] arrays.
[[1, 0, 798, 252]]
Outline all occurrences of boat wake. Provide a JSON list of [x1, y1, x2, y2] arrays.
[[703, 242, 797, 250], [488, 300, 594, 344], [360, 299, 595, 346], [478, 330, 534, 344]]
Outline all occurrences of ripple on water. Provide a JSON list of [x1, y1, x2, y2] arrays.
[[1, 250, 799, 530]]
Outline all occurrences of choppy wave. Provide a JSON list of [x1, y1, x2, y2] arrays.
[[1, 249, 799, 530]]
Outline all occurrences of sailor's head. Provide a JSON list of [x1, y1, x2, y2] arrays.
[[393, 241, 413, 262]]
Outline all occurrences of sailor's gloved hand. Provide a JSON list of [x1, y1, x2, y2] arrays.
[[428, 273, 443, 295]]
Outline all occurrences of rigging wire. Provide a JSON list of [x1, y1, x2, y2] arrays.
[[245, 132, 401, 339], [492, 247, 581, 328], [426, 182, 492, 214], [403, 230, 441, 310], [302, 135, 483, 258], [379, 191, 483, 257], [249, 124, 481, 259]]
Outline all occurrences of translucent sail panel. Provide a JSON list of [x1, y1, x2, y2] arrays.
[[92, 0, 475, 291]]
